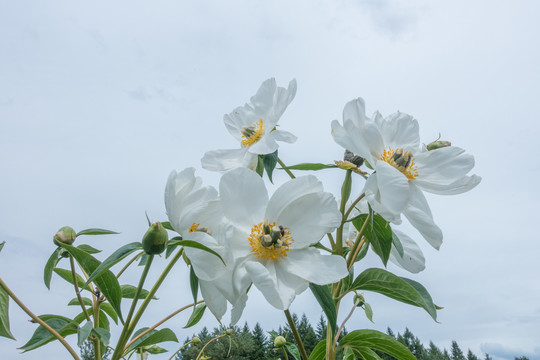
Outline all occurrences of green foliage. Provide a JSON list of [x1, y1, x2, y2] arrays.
[[0, 282, 15, 340], [352, 214, 393, 266]]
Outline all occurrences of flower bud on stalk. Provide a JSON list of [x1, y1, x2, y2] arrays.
[[354, 293, 365, 307], [274, 336, 287, 348], [225, 328, 234, 336], [427, 140, 451, 151], [142, 222, 169, 255], [192, 337, 201, 345], [53, 226, 77, 246]]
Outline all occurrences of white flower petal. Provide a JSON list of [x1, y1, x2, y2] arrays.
[[230, 292, 248, 325], [201, 148, 258, 172], [265, 175, 323, 220], [374, 161, 411, 215], [272, 129, 297, 144], [199, 280, 227, 321], [376, 111, 420, 151], [343, 98, 368, 127], [280, 248, 348, 284], [248, 131, 279, 154], [417, 174, 482, 195], [389, 230, 426, 274], [403, 184, 443, 249], [415, 146, 476, 185], [184, 232, 226, 281], [220, 167, 267, 230]]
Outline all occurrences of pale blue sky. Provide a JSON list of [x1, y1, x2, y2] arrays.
[[1, 1, 539, 359]]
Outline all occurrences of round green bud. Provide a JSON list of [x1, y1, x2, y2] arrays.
[[142, 222, 169, 255], [53, 226, 77, 246], [427, 140, 451, 151], [192, 336, 201, 345], [274, 336, 287, 348], [225, 328, 234, 336]]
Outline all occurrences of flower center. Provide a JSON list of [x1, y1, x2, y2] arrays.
[[248, 221, 293, 261], [188, 222, 211, 235], [378, 148, 418, 181], [241, 119, 265, 146]]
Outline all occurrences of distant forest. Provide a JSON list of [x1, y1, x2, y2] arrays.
[[173, 313, 530, 360]]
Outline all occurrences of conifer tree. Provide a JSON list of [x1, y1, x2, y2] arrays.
[[297, 314, 319, 354], [467, 349, 480, 360], [451, 341, 467, 360], [316, 315, 327, 341], [251, 323, 268, 360]]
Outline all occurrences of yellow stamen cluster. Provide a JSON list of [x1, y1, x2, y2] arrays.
[[188, 223, 200, 233], [241, 119, 265, 146], [248, 221, 293, 261], [378, 148, 418, 181]]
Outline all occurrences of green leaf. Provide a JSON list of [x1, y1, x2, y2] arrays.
[[308, 340, 326, 360], [138, 253, 150, 266], [256, 155, 265, 177], [177, 240, 225, 265], [351, 347, 384, 360], [285, 342, 302, 360], [338, 329, 416, 360], [392, 231, 404, 258], [84, 242, 142, 287], [0, 283, 15, 340], [92, 328, 111, 346], [281, 163, 338, 171], [401, 277, 440, 319], [189, 266, 198, 305], [76, 228, 119, 237], [77, 244, 102, 254], [263, 150, 278, 183], [60, 244, 123, 322], [166, 236, 182, 258], [161, 221, 174, 231], [351, 268, 437, 321], [100, 302, 119, 324], [364, 302, 374, 323], [19, 317, 78, 352], [44, 248, 63, 290], [309, 283, 337, 337], [77, 321, 93, 346], [126, 327, 178, 352], [68, 297, 92, 307], [0, 241, 4, 253], [145, 345, 168, 354], [341, 169, 353, 206], [121, 285, 156, 300], [352, 214, 393, 266], [184, 304, 206, 328], [53, 268, 91, 291]]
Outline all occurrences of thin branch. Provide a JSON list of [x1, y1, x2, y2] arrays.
[[284, 309, 309, 360], [334, 298, 361, 344], [277, 157, 296, 179], [69, 255, 90, 321], [116, 251, 144, 279]]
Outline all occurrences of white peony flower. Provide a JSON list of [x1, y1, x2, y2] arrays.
[[202, 78, 298, 172], [212, 167, 348, 312], [332, 98, 481, 249]]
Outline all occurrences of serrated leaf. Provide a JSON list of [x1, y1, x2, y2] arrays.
[[0, 283, 15, 340], [60, 244, 123, 322], [285, 343, 301, 360], [308, 340, 326, 360], [364, 302, 374, 323], [184, 304, 207, 328], [19, 317, 78, 352], [92, 327, 111, 346], [68, 297, 92, 307], [263, 150, 278, 183], [338, 329, 416, 360], [53, 268, 91, 291], [351, 268, 437, 321], [352, 214, 392, 266], [281, 163, 338, 171], [176, 240, 225, 265], [84, 242, 142, 287], [77, 244, 102, 254], [126, 328, 178, 352], [76, 228, 119, 237], [121, 285, 156, 300], [309, 283, 337, 337], [189, 266, 198, 305], [77, 321, 93, 346], [44, 248, 63, 290]]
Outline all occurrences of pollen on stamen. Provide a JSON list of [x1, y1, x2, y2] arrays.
[[378, 147, 419, 181], [188, 223, 200, 233], [248, 221, 293, 261], [241, 119, 265, 147]]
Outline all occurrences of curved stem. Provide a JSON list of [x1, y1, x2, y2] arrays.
[[277, 157, 296, 179], [69, 255, 90, 321], [168, 339, 196, 360], [196, 334, 227, 360], [284, 309, 309, 360], [334, 298, 360, 344], [346, 213, 370, 270], [124, 300, 204, 351], [116, 251, 144, 279], [281, 347, 290, 360], [343, 193, 365, 222], [0, 278, 81, 360]]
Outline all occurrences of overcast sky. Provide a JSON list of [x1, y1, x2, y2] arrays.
[[1, 1, 539, 360]]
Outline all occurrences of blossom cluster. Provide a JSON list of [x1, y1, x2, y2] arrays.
[[164, 78, 480, 323]]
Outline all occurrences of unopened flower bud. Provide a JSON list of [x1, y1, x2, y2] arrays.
[[142, 222, 169, 255], [192, 336, 201, 345], [53, 226, 77, 246], [353, 293, 365, 307], [225, 328, 234, 335], [427, 140, 451, 151], [274, 336, 287, 347]]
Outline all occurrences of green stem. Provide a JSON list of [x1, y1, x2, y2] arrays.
[[93, 296, 101, 360], [346, 213, 370, 270], [284, 309, 309, 360], [0, 278, 81, 360], [116, 251, 144, 279], [343, 193, 365, 222], [69, 255, 90, 321], [111, 255, 154, 360], [277, 157, 296, 179], [281, 347, 290, 360], [196, 334, 227, 360], [325, 322, 336, 360], [335, 171, 352, 255], [168, 339, 195, 360]]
